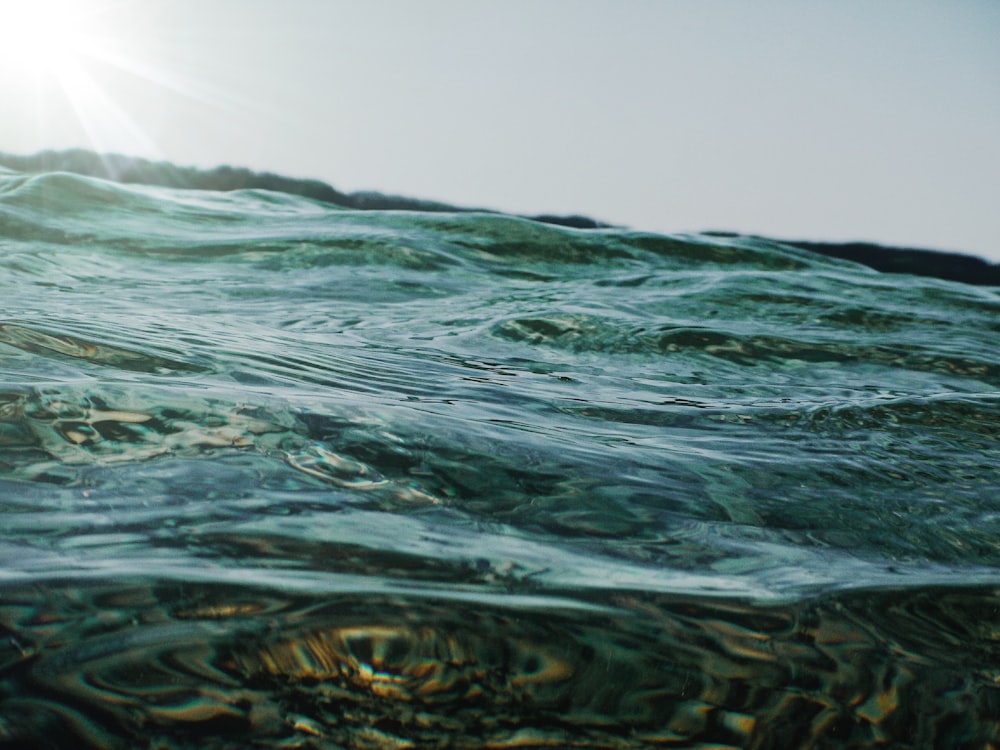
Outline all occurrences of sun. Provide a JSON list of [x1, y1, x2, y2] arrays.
[[2, 0, 237, 159], [0, 0, 172, 156], [0, 0, 99, 77]]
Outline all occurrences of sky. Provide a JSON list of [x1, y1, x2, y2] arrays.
[[1, 0, 998, 261]]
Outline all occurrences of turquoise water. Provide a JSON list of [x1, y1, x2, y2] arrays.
[[1, 168, 999, 748]]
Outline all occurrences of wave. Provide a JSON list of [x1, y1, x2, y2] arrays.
[[1, 156, 999, 747], [3, 148, 998, 283]]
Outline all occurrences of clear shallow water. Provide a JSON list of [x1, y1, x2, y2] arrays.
[[1, 169, 999, 748]]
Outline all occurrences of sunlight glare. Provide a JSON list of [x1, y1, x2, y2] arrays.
[[2, 0, 250, 160], [0, 0, 97, 75], [0, 0, 167, 157]]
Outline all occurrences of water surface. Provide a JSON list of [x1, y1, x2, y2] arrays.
[[1, 169, 999, 748]]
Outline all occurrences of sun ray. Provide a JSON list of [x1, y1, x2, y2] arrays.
[[53, 52, 161, 162], [78, 42, 244, 112], [1, 0, 252, 160]]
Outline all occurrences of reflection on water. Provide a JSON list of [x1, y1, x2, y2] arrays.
[[2, 581, 999, 748], [1, 167, 999, 747]]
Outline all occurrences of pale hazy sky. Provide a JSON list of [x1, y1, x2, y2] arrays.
[[2, 0, 998, 261]]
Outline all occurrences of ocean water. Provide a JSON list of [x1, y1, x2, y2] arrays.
[[1, 168, 999, 749]]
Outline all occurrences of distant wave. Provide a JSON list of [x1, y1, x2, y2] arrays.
[[1, 148, 997, 285], [0, 148, 608, 230]]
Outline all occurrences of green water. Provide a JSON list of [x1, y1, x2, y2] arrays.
[[1, 168, 999, 748]]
